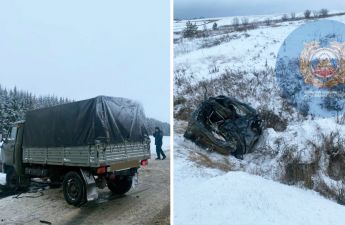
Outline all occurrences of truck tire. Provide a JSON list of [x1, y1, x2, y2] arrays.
[[6, 167, 20, 191], [107, 176, 133, 194], [62, 171, 86, 206]]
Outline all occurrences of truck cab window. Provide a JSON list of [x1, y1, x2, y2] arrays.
[[8, 126, 17, 141]]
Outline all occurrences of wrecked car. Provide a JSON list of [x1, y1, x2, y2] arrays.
[[184, 92, 263, 159]]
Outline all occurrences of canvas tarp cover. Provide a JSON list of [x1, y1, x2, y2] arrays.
[[23, 96, 149, 148]]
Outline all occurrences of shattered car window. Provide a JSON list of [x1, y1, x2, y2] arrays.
[[230, 104, 247, 117]]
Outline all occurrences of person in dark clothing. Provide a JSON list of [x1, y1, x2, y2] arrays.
[[153, 127, 166, 160]]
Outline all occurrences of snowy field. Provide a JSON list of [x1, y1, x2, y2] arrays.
[[174, 9, 345, 225], [174, 9, 345, 76]]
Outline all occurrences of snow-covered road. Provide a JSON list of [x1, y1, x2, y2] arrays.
[[0, 150, 170, 224]]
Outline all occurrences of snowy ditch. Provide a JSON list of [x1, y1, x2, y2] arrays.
[[174, 119, 345, 224]]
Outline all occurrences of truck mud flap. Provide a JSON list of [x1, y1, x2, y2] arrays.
[[80, 168, 98, 202]]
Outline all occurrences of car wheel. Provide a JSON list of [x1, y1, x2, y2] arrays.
[[6, 167, 20, 191], [62, 171, 86, 206], [107, 176, 133, 194]]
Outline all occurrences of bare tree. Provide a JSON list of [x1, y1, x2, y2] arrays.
[[291, 12, 296, 19], [320, 8, 329, 17], [241, 17, 249, 28], [304, 10, 311, 19], [313, 10, 319, 18], [264, 18, 272, 26], [281, 14, 288, 21], [233, 17, 240, 29], [251, 20, 259, 29]]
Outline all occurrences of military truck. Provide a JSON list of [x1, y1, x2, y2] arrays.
[[0, 96, 150, 206]]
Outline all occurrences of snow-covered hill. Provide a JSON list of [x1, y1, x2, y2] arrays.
[[174, 9, 345, 74], [174, 9, 345, 224]]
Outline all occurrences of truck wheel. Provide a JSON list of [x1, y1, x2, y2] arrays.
[[6, 167, 20, 191], [107, 176, 133, 194], [62, 171, 86, 206]]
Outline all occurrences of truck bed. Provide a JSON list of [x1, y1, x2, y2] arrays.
[[23, 140, 150, 167]]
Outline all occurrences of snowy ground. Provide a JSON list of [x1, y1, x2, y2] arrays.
[[174, 121, 345, 224], [174, 9, 345, 225], [175, 170, 345, 225]]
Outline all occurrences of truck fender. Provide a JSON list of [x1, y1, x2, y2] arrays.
[[80, 168, 98, 202]]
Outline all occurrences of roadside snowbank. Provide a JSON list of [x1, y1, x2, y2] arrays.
[[174, 171, 345, 225]]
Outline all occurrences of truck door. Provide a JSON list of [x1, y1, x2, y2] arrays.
[[1, 126, 18, 166]]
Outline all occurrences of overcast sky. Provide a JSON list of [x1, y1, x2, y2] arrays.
[[0, 1, 170, 123], [174, 0, 345, 19]]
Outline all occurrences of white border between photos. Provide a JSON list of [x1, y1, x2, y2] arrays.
[[170, 0, 174, 224]]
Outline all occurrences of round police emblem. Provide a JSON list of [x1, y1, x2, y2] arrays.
[[276, 20, 345, 118], [300, 41, 345, 87]]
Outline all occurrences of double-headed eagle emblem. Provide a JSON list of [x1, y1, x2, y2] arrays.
[[299, 41, 345, 88]]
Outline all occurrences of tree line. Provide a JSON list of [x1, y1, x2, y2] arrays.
[[0, 85, 170, 136], [181, 8, 332, 38], [0, 85, 73, 134], [145, 117, 170, 136]]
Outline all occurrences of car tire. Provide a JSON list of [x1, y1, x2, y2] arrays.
[[107, 176, 133, 194], [6, 167, 20, 191], [62, 171, 86, 206]]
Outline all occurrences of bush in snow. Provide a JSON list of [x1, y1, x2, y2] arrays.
[[320, 8, 329, 17], [183, 21, 198, 38], [241, 17, 249, 28], [232, 17, 239, 29], [291, 12, 296, 19], [212, 22, 218, 30], [313, 10, 319, 18], [281, 14, 288, 21], [304, 10, 311, 19], [264, 18, 272, 26]]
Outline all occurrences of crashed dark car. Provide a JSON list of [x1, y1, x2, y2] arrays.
[[184, 94, 263, 159]]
